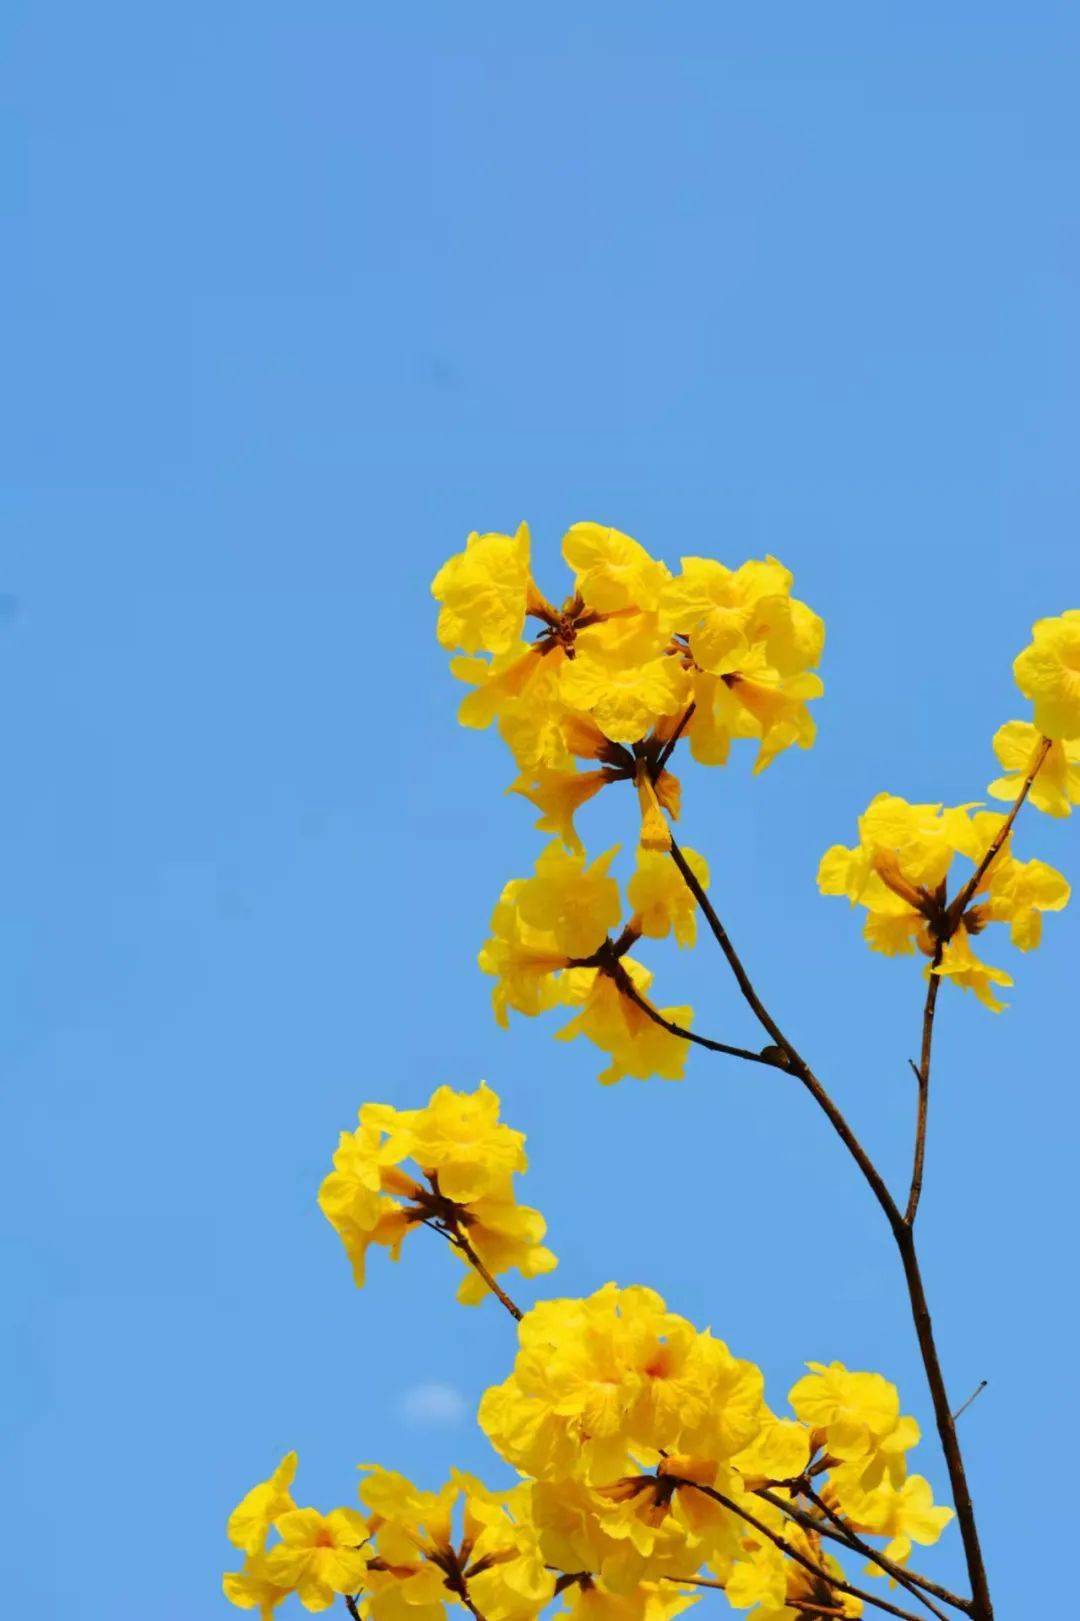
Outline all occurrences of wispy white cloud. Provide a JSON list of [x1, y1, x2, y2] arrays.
[[399, 1381, 467, 1427]]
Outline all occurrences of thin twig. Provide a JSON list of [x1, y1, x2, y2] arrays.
[[952, 1381, 988, 1423], [450, 1229, 523, 1322], [666, 832, 994, 1619], [905, 951, 942, 1227], [609, 960, 781, 1067], [671, 1478, 931, 1621], [801, 1486, 950, 1621], [755, 1490, 971, 1615], [653, 702, 696, 776], [945, 736, 1052, 928], [667, 833, 905, 1231]]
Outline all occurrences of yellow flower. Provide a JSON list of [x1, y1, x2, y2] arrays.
[[223, 1560, 291, 1618], [979, 851, 1070, 950], [479, 878, 575, 1027], [319, 1085, 556, 1306], [512, 767, 611, 855], [515, 842, 623, 961], [228, 1452, 299, 1556], [1013, 609, 1080, 739], [560, 643, 689, 746], [627, 848, 708, 946], [359, 1470, 554, 1621], [432, 524, 534, 655], [262, 1506, 370, 1612], [789, 1362, 904, 1466], [479, 1284, 765, 1485], [988, 719, 1080, 817], [829, 1472, 953, 1571], [931, 926, 1013, 1012], [562, 523, 671, 614], [385, 1082, 526, 1203], [557, 961, 691, 1085]]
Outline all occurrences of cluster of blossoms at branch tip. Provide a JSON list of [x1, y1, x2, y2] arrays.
[[432, 522, 825, 854], [224, 1284, 952, 1619], [318, 1083, 556, 1305], [478, 839, 707, 1085], [819, 609, 1078, 1010]]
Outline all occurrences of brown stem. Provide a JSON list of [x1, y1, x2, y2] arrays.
[[944, 735, 1052, 929], [672, 1479, 930, 1621], [666, 832, 994, 1618], [608, 960, 782, 1068], [653, 701, 696, 775], [895, 1228, 992, 1619], [668, 833, 905, 1231], [800, 1486, 951, 1620], [905, 953, 942, 1227], [450, 1228, 523, 1322], [755, 1489, 971, 1615]]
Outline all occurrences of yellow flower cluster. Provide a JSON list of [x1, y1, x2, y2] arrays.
[[479, 840, 708, 1084], [432, 523, 824, 854], [818, 794, 1069, 1009], [818, 610, 1080, 1008], [225, 1289, 953, 1619], [318, 1083, 556, 1305]]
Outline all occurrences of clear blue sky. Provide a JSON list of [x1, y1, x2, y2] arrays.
[[2, 5, 1077, 1616]]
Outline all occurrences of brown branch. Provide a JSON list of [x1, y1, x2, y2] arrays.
[[449, 1228, 523, 1322], [800, 1485, 951, 1621], [667, 833, 905, 1231], [952, 1380, 987, 1423], [666, 831, 994, 1619], [905, 950, 942, 1227], [653, 701, 696, 776], [755, 1490, 971, 1615], [670, 1478, 931, 1621], [944, 735, 1052, 929], [608, 960, 783, 1068]]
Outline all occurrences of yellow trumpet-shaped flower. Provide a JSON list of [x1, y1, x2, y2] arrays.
[[627, 848, 708, 946], [260, 1506, 371, 1613], [432, 524, 535, 655], [1012, 609, 1080, 740]]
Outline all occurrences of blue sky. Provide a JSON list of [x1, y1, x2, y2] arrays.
[[1, 4, 1077, 1616]]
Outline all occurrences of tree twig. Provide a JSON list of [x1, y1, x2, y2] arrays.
[[945, 736, 1052, 929], [670, 1478, 933, 1621], [905, 952, 942, 1227], [608, 959, 782, 1068], [666, 831, 994, 1618], [951, 1381, 987, 1423], [449, 1228, 523, 1322], [754, 1489, 971, 1615]]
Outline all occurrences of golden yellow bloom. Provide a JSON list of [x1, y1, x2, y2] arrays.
[[562, 523, 671, 614], [1012, 609, 1080, 739], [988, 719, 1080, 817], [261, 1506, 370, 1612], [319, 1085, 555, 1307], [627, 848, 708, 946], [557, 961, 691, 1085], [515, 842, 623, 961], [479, 1284, 765, 1485], [223, 1560, 291, 1618], [228, 1452, 299, 1556], [359, 1468, 554, 1621], [479, 878, 575, 1027], [433, 524, 535, 655], [818, 794, 1069, 1008], [828, 1471, 953, 1572], [512, 767, 611, 855]]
